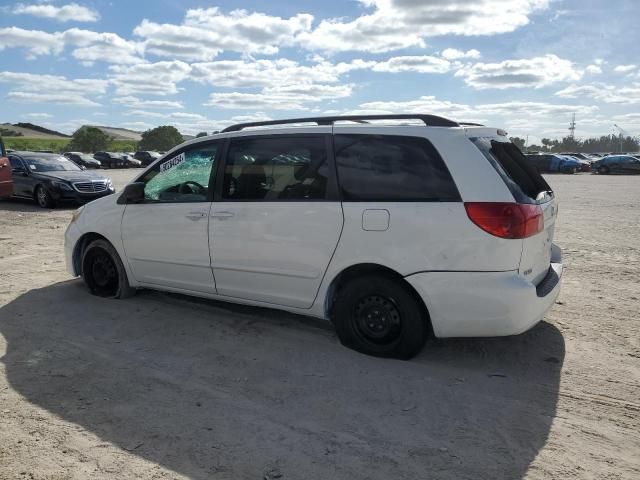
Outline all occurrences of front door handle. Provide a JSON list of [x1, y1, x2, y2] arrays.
[[211, 211, 234, 219], [185, 211, 207, 220]]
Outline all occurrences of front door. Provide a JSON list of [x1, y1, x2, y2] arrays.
[[8, 156, 33, 197], [210, 132, 343, 309], [121, 142, 219, 294], [0, 139, 12, 198]]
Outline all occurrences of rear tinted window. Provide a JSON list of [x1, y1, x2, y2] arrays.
[[334, 134, 460, 202], [0, 138, 5, 157], [471, 138, 552, 203]]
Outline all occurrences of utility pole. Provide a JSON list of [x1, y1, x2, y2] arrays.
[[569, 113, 576, 139], [612, 124, 640, 153]]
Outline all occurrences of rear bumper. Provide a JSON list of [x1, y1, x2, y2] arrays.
[[405, 245, 563, 338]]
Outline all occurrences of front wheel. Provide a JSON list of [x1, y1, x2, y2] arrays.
[[35, 185, 55, 208], [81, 239, 136, 298], [332, 276, 428, 359], [598, 166, 610, 175]]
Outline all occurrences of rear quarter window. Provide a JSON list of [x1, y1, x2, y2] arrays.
[[334, 134, 460, 202], [471, 138, 552, 204]]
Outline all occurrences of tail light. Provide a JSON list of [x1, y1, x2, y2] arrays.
[[464, 202, 544, 239]]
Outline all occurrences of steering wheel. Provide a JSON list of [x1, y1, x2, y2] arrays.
[[178, 181, 206, 195]]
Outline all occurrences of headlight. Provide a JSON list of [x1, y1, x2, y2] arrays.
[[70, 205, 84, 224], [51, 180, 72, 191], [106, 179, 114, 190]]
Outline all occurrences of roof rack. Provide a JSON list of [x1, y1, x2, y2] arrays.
[[221, 114, 459, 133]]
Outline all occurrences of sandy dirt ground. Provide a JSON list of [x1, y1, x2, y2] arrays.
[[0, 170, 638, 479]]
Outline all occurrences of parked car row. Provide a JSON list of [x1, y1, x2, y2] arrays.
[[525, 152, 640, 175], [591, 155, 640, 174], [59, 151, 163, 170], [524, 153, 588, 174]]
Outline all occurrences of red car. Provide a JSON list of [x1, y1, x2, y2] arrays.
[[0, 136, 13, 198]]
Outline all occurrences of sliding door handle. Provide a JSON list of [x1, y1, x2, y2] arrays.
[[185, 211, 207, 220], [211, 211, 234, 219]]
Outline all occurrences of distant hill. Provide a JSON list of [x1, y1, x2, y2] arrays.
[[0, 122, 69, 139], [87, 125, 143, 141], [88, 126, 193, 142]]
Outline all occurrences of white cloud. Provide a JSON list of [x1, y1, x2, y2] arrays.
[[455, 54, 582, 89], [23, 113, 53, 119], [134, 7, 313, 61], [62, 29, 144, 65], [7, 91, 101, 106], [13, 2, 99, 23], [350, 95, 599, 141], [0, 71, 108, 106], [206, 91, 337, 111], [613, 65, 637, 73], [298, 0, 550, 53], [0, 27, 63, 58], [372, 55, 451, 73], [191, 58, 373, 89], [112, 96, 185, 109], [108, 61, 191, 96], [0, 27, 143, 64], [555, 83, 640, 105], [441, 48, 481, 60], [585, 64, 603, 75]]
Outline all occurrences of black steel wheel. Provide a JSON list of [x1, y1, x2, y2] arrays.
[[81, 239, 136, 298], [332, 275, 428, 359]]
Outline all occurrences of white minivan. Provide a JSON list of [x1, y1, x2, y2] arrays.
[[65, 115, 563, 359]]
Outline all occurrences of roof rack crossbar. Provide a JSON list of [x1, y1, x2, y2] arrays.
[[221, 114, 459, 133]]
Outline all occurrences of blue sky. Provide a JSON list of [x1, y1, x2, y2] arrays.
[[1, 0, 639, 142]]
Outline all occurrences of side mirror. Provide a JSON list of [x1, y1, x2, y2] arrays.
[[117, 182, 145, 204], [12, 167, 28, 177]]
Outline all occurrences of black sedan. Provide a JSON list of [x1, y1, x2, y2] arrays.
[[133, 150, 161, 166], [63, 151, 102, 169], [7, 151, 115, 208], [94, 151, 125, 168]]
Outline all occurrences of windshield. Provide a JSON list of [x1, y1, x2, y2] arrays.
[[24, 156, 82, 172], [79, 154, 96, 162]]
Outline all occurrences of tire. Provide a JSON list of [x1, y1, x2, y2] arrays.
[[35, 185, 55, 208], [598, 166, 610, 175], [81, 239, 136, 299], [332, 275, 428, 359]]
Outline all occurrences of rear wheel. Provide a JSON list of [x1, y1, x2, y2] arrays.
[[35, 185, 55, 208], [81, 239, 135, 298], [332, 275, 428, 359], [598, 165, 610, 175]]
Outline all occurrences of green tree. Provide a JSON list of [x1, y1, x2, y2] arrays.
[[509, 136, 526, 150], [196, 131, 208, 138], [66, 126, 111, 153], [138, 126, 184, 151]]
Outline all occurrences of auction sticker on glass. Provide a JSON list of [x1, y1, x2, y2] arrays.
[[160, 152, 185, 173]]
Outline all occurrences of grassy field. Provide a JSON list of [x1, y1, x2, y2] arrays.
[[3, 137, 138, 153]]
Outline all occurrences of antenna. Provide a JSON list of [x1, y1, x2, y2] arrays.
[[569, 113, 576, 139]]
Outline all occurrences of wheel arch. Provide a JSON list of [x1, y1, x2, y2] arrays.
[[324, 263, 433, 335], [72, 232, 111, 277]]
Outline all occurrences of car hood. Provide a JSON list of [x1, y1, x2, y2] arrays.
[[35, 171, 109, 183]]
